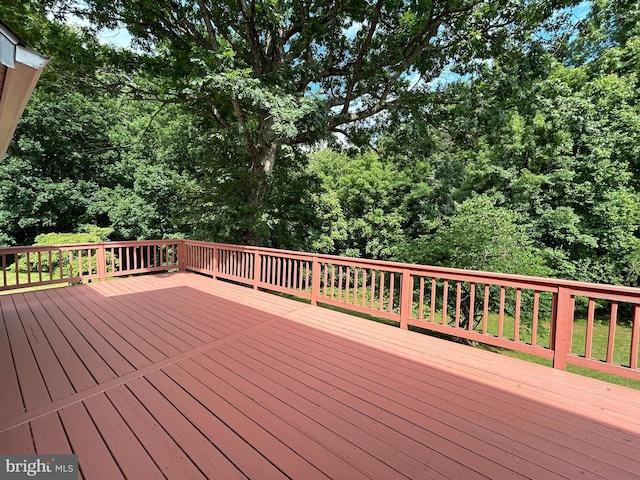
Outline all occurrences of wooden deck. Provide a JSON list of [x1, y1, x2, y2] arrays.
[[1, 272, 639, 479]]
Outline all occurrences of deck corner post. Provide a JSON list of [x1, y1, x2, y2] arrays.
[[253, 250, 261, 290], [552, 286, 575, 370], [311, 256, 320, 306], [97, 243, 106, 281], [400, 268, 412, 330]]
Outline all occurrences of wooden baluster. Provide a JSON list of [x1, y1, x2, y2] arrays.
[[133, 246, 138, 271], [87, 248, 93, 276], [454, 282, 462, 328], [353, 268, 359, 305], [311, 257, 320, 306], [378, 272, 385, 312], [482, 285, 489, 334], [330, 265, 336, 299], [585, 299, 595, 359], [606, 302, 618, 364], [37, 251, 42, 281], [531, 291, 539, 346], [26, 252, 31, 284], [514, 288, 521, 342], [418, 277, 425, 321], [430, 278, 436, 323], [253, 252, 261, 290], [630, 305, 640, 370], [441, 280, 448, 325], [498, 286, 505, 338], [468, 283, 475, 332], [388, 272, 395, 313], [400, 269, 412, 330], [322, 263, 328, 297], [212, 245, 218, 280], [97, 245, 106, 281], [370, 270, 376, 309]]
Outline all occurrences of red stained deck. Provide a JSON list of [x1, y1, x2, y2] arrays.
[[1, 272, 639, 479]]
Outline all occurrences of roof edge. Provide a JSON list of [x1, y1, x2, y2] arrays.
[[15, 45, 49, 69], [0, 20, 22, 46]]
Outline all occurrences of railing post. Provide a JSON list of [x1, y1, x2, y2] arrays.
[[311, 256, 320, 306], [178, 240, 186, 272], [212, 245, 218, 281], [400, 269, 412, 330], [97, 243, 106, 281], [552, 287, 575, 370], [253, 250, 261, 290]]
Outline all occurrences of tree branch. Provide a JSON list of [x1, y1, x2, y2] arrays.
[[206, 98, 230, 130], [237, 0, 264, 71], [341, 0, 384, 116], [196, 0, 220, 50]]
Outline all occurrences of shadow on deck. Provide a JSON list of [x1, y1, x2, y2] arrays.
[[1, 272, 639, 479]]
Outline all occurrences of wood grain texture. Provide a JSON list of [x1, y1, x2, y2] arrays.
[[0, 272, 639, 479]]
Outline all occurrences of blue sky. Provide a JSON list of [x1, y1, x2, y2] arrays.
[[96, 1, 593, 51]]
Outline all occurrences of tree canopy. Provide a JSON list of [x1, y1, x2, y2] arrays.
[[39, 0, 577, 237]]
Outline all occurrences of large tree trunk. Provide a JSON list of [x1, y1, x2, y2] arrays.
[[243, 117, 279, 246], [256, 115, 278, 175]]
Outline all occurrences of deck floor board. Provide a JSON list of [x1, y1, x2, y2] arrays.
[[41, 288, 134, 378], [33, 289, 119, 384], [18, 292, 95, 394], [1, 295, 51, 413], [124, 376, 248, 480], [0, 296, 25, 419], [251, 322, 632, 479], [295, 303, 640, 429], [49, 286, 153, 370], [279, 318, 640, 466], [1, 272, 639, 479]]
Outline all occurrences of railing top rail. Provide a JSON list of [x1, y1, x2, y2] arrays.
[[3, 239, 639, 301], [0, 239, 180, 255], [183, 240, 640, 300], [0, 243, 105, 254]]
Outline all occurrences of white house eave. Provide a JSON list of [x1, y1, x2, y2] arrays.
[[0, 21, 48, 160], [0, 23, 20, 45], [15, 45, 48, 69]]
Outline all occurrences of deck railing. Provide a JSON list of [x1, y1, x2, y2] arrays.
[[0, 240, 180, 291], [1, 239, 640, 381]]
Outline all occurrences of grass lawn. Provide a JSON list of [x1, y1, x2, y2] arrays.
[[318, 294, 640, 390], [0, 271, 74, 295], [478, 316, 640, 391]]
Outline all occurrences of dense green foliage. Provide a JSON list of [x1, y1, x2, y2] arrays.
[[1, 0, 639, 289]]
